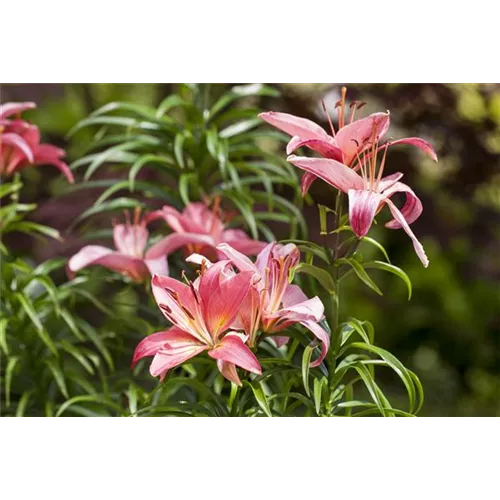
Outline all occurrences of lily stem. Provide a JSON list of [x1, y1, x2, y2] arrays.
[[327, 190, 344, 390]]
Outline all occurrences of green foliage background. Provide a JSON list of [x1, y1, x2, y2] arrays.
[[2, 83, 499, 416]]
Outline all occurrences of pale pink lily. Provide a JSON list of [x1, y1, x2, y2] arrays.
[[68, 209, 168, 282], [146, 200, 267, 261], [0, 102, 74, 183], [132, 262, 261, 385], [259, 87, 436, 195], [216, 242, 330, 368], [288, 131, 432, 267]]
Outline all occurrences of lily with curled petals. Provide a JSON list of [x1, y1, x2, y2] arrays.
[[132, 262, 261, 385], [68, 209, 168, 282], [146, 200, 267, 260], [259, 87, 436, 196], [0, 102, 74, 183], [216, 242, 330, 368], [288, 125, 433, 267]]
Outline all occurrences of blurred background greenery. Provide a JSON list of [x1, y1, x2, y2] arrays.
[[2, 83, 499, 416]]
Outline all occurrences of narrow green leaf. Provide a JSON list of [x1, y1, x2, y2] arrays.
[[156, 94, 188, 117], [314, 377, 326, 415], [301, 346, 314, 396], [73, 197, 143, 226], [361, 237, 391, 263], [295, 263, 336, 294], [6, 222, 61, 241], [129, 154, 177, 191], [59, 340, 95, 374], [220, 118, 262, 139], [0, 181, 22, 198], [84, 141, 156, 181], [15, 293, 58, 355], [56, 395, 124, 417], [179, 173, 195, 206], [174, 133, 185, 168], [351, 342, 417, 413], [76, 319, 114, 371], [34, 258, 66, 276], [68, 116, 159, 137], [16, 391, 33, 417], [362, 261, 412, 300], [60, 308, 85, 341], [0, 318, 9, 355], [45, 359, 69, 398], [5, 356, 19, 407], [337, 257, 383, 296], [247, 380, 273, 417]]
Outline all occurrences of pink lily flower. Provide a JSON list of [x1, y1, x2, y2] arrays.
[[68, 209, 168, 282], [146, 200, 267, 261], [0, 102, 74, 183], [259, 87, 436, 195], [132, 262, 262, 385], [215, 242, 330, 368], [287, 125, 433, 267]]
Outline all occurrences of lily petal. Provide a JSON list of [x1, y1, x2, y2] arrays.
[[348, 189, 385, 237], [200, 265, 254, 338], [150, 337, 207, 379], [259, 111, 331, 142], [387, 137, 438, 162], [113, 223, 148, 257], [2, 132, 35, 164], [68, 245, 149, 281], [216, 242, 259, 274], [300, 320, 330, 368], [144, 257, 169, 276], [254, 242, 276, 277], [221, 229, 268, 255], [334, 112, 390, 165], [376, 172, 404, 192], [146, 232, 214, 259], [301, 173, 317, 197], [216, 360, 242, 386], [282, 284, 310, 307], [33, 144, 74, 183], [151, 275, 206, 340], [385, 199, 429, 267], [269, 296, 325, 325], [287, 155, 364, 193], [209, 332, 261, 375], [286, 136, 343, 160], [131, 327, 184, 367], [0, 102, 36, 119], [382, 181, 423, 228]]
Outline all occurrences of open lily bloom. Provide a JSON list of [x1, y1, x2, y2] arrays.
[[145, 201, 267, 260], [0, 102, 74, 183], [216, 242, 330, 368], [288, 124, 434, 267], [68, 209, 168, 282], [259, 87, 436, 195], [132, 262, 261, 385]]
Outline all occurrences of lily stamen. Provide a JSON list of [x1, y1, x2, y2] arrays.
[[322, 99, 336, 137]]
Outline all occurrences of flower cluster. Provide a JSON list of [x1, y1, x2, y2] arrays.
[[260, 87, 438, 267], [0, 102, 74, 183], [132, 241, 329, 385]]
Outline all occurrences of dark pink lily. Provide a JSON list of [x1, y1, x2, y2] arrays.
[[0, 102, 74, 183], [259, 87, 436, 195], [146, 200, 267, 261], [288, 127, 432, 267], [68, 209, 168, 282], [132, 262, 261, 385], [215, 242, 330, 367]]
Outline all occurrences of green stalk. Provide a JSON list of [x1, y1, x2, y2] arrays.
[[327, 190, 344, 390]]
